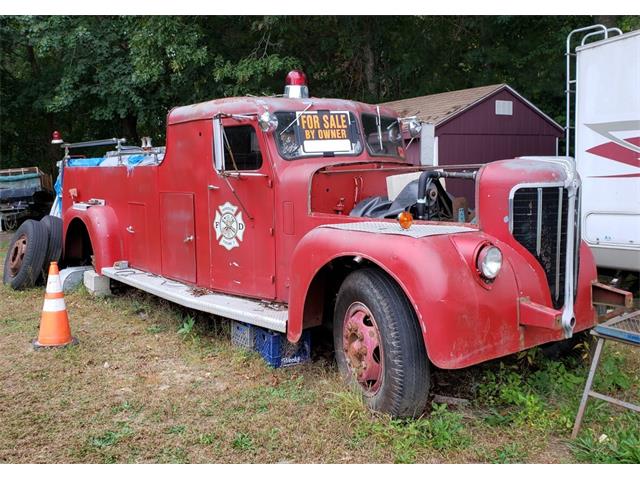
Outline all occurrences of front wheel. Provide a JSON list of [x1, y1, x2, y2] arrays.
[[333, 268, 430, 417]]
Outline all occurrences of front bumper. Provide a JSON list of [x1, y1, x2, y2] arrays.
[[592, 281, 634, 311], [519, 281, 634, 331]]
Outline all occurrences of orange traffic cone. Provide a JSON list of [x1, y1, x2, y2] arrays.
[[32, 262, 78, 349]]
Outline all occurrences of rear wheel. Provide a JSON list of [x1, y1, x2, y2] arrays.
[[40, 215, 63, 267], [333, 268, 430, 417], [3, 219, 49, 289]]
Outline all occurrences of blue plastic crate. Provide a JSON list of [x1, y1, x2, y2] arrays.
[[254, 328, 311, 368], [230, 321, 255, 350]]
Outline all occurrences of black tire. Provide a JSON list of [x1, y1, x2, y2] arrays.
[[333, 268, 430, 417], [2, 219, 49, 290], [40, 215, 63, 266]]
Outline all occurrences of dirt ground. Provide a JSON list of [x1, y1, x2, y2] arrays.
[[0, 230, 638, 464]]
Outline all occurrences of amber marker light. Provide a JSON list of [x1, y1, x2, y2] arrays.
[[397, 211, 413, 230]]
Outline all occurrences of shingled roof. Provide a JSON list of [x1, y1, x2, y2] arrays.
[[382, 84, 562, 130]]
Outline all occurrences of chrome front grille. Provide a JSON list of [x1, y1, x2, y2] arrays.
[[512, 186, 570, 309]]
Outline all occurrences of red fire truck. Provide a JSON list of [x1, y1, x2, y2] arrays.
[[4, 71, 634, 417]]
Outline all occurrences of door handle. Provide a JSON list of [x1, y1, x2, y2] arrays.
[[208, 185, 219, 190], [183, 235, 194, 243], [126, 226, 135, 234]]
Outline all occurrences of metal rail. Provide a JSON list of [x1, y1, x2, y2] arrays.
[[62, 138, 126, 149], [318, 163, 483, 175]]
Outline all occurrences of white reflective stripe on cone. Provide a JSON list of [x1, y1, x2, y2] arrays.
[[46, 275, 63, 294], [43, 298, 66, 312]]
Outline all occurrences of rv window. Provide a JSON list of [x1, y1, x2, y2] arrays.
[[223, 125, 263, 171]]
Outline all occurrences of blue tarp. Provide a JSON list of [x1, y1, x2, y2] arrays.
[[51, 153, 161, 216], [126, 155, 147, 165], [66, 154, 160, 167], [54, 172, 62, 198], [67, 157, 105, 167]]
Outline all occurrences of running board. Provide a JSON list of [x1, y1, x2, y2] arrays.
[[101, 267, 288, 333]]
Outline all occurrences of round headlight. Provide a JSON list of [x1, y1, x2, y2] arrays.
[[258, 111, 278, 132], [477, 245, 502, 280]]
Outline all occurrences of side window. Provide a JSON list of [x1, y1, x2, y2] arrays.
[[223, 125, 263, 171]]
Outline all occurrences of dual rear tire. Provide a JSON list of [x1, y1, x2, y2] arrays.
[[40, 215, 63, 267], [333, 268, 430, 418], [2, 215, 62, 290]]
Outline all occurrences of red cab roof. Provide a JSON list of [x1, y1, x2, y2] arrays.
[[168, 96, 399, 125]]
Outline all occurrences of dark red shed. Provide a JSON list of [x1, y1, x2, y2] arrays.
[[383, 84, 564, 206]]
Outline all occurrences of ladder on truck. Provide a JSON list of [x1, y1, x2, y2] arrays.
[[565, 24, 623, 157]]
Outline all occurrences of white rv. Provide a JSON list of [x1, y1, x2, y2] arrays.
[[568, 27, 640, 272]]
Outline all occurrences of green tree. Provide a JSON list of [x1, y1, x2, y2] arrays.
[[2, 15, 639, 171]]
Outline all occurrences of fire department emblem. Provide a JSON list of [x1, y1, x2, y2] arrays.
[[213, 202, 245, 251]]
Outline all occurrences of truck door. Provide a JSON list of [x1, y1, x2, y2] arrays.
[[127, 202, 150, 271], [208, 121, 276, 299], [160, 192, 197, 284]]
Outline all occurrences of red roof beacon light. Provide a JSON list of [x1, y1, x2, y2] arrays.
[[284, 70, 309, 99], [51, 131, 64, 145]]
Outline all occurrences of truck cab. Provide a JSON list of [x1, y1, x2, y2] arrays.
[[55, 70, 633, 417]]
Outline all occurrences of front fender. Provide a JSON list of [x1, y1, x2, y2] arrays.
[[63, 205, 123, 272], [288, 225, 524, 368]]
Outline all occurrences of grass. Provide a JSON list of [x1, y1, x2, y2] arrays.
[[89, 423, 134, 448], [336, 400, 471, 463], [492, 442, 529, 463], [177, 315, 196, 339], [232, 433, 256, 452], [0, 230, 639, 463], [475, 346, 640, 462]]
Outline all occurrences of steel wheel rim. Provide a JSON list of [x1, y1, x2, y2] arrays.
[[9, 234, 27, 277], [342, 302, 384, 395]]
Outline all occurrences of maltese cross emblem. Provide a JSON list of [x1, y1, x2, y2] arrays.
[[213, 202, 245, 251]]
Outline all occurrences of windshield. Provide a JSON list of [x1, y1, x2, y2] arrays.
[[274, 111, 363, 160], [361, 113, 404, 158]]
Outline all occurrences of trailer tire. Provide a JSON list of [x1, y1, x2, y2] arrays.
[[333, 268, 430, 418], [40, 215, 63, 267], [2, 219, 49, 290]]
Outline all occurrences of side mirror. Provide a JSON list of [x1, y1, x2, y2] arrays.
[[213, 117, 225, 173], [407, 118, 422, 138]]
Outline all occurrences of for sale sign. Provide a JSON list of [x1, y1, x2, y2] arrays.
[[297, 111, 352, 153]]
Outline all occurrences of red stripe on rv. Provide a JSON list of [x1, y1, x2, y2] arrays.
[[586, 136, 640, 169]]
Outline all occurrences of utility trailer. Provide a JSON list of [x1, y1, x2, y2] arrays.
[[566, 26, 640, 272], [5, 70, 636, 417], [0, 167, 53, 231]]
